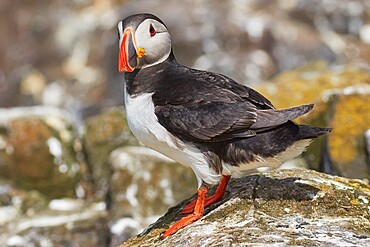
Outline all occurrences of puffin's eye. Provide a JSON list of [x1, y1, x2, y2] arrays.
[[149, 24, 156, 37]]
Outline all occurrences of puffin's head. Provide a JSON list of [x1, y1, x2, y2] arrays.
[[117, 13, 172, 72]]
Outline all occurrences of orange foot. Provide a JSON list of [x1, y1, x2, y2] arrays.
[[161, 185, 208, 239], [180, 175, 230, 215]]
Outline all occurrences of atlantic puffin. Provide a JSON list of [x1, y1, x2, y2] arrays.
[[117, 13, 331, 238]]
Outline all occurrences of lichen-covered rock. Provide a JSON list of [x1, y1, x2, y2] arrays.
[[83, 107, 139, 200], [324, 86, 370, 178], [0, 106, 82, 198], [256, 63, 370, 109], [121, 169, 370, 247], [256, 63, 370, 178], [109, 146, 197, 245]]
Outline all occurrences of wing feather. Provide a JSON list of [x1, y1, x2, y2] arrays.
[[155, 101, 257, 142], [150, 64, 307, 143]]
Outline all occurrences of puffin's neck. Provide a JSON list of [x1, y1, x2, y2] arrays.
[[124, 51, 178, 95]]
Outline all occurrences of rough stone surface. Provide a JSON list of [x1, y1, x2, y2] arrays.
[[0, 106, 83, 198], [121, 169, 370, 247]]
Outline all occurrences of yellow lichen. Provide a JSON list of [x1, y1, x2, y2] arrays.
[[256, 62, 370, 110], [350, 199, 360, 205], [328, 94, 370, 164]]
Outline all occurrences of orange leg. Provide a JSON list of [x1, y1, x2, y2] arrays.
[[161, 185, 208, 239], [180, 175, 230, 215]]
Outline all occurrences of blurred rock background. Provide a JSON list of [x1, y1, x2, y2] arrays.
[[0, 0, 370, 246]]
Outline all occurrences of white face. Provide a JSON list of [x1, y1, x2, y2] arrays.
[[134, 19, 172, 68], [117, 18, 172, 72]]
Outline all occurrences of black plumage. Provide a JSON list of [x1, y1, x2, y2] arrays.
[[125, 53, 330, 174], [118, 13, 331, 238]]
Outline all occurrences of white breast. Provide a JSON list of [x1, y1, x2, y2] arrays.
[[124, 89, 175, 149], [123, 87, 221, 187]]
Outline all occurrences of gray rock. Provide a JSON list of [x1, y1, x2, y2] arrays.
[[120, 169, 370, 247]]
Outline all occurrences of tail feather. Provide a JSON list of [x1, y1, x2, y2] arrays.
[[297, 125, 332, 140], [222, 121, 331, 167], [251, 104, 314, 129]]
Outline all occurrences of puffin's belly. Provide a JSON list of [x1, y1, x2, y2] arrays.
[[124, 91, 221, 186]]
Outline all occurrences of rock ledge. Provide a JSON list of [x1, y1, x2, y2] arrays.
[[121, 169, 370, 247]]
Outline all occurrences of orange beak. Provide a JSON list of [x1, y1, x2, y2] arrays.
[[118, 29, 137, 72]]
